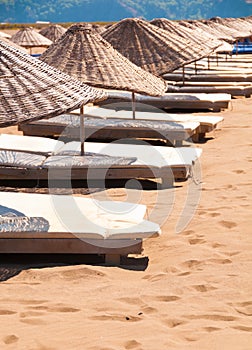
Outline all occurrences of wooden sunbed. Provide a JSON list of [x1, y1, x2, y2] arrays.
[[19, 115, 199, 147], [18, 106, 223, 142], [96, 91, 231, 112], [0, 134, 202, 188], [0, 192, 161, 264], [172, 81, 252, 97]]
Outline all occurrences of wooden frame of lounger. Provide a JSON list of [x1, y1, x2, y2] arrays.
[[163, 72, 252, 83], [19, 120, 198, 147], [96, 93, 231, 112], [172, 84, 252, 98], [0, 231, 145, 264], [0, 162, 190, 189]]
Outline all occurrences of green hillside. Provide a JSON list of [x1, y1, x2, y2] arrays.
[[0, 0, 252, 23]]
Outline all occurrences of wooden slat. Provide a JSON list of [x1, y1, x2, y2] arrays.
[[0, 238, 142, 255]]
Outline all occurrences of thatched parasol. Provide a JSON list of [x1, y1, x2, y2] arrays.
[[102, 18, 221, 76], [40, 23, 167, 96], [39, 24, 67, 43], [11, 27, 53, 53], [151, 18, 232, 55], [209, 17, 252, 39], [151, 18, 233, 71], [39, 23, 168, 122], [0, 36, 28, 53], [179, 20, 236, 43], [0, 39, 106, 154]]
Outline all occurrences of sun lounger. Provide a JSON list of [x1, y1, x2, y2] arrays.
[[171, 81, 252, 97], [19, 115, 199, 147], [0, 191, 161, 264], [0, 134, 202, 188], [72, 105, 224, 141], [163, 71, 252, 82], [95, 91, 231, 112]]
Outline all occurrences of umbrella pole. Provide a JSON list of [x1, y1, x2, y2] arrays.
[[182, 65, 185, 86], [207, 56, 210, 70], [132, 92, 136, 120], [194, 61, 197, 75], [80, 104, 85, 156]]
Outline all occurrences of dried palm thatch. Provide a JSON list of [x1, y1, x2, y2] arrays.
[[179, 20, 235, 43], [39, 23, 167, 96], [102, 18, 221, 76], [91, 23, 106, 34], [0, 36, 28, 53], [39, 24, 67, 43], [150, 18, 232, 54], [11, 27, 52, 51], [209, 17, 252, 39], [0, 39, 106, 128]]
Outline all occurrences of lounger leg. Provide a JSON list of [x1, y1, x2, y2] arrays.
[[105, 254, 121, 265], [192, 133, 205, 142], [175, 140, 183, 147], [160, 176, 174, 189]]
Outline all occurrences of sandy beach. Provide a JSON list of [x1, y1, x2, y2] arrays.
[[0, 94, 251, 349]]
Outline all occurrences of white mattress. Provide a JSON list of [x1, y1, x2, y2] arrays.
[[79, 106, 224, 125], [0, 192, 160, 238], [0, 134, 202, 168]]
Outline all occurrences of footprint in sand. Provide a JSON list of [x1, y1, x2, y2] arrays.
[[0, 309, 16, 315], [20, 311, 45, 318], [221, 251, 241, 257], [19, 318, 46, 325], [116, 297, 157, 315], [219, 220, 237, 229], [188, 238, 206, 245], [232, 301, 252, 316], [232, 325, 252, 332], [27, 304, 80, 313], [17, 299, 49, 305], [181, 259, 204, 270], [3, 334, 19, 345], [146, 295, 181, 303], [177, 271, 191, 276], [90, 314, 142, 322], [232, 169, 246, 174], [182, 230, 195, 236], [124, 340, 142, 350], [208, 258, 232, 264], [184, 314, 237, 321], [191, 284, 217, 293], [211, 242, 225, 248], [208, 212, 221, 217], [162, 318, 187, 328], [203, 326, 222, 332]]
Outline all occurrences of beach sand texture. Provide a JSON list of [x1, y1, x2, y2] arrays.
[[0, 95, 251, 349]]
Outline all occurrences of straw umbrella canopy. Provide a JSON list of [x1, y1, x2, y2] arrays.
[[209, 17, 252, 39], [179, 20, 236, 43], [40, 23, 169, 122], [91, 23, 106, 34], [11, 27, 52, 53], [0, 36, 28, 53], [102, 18, 221, 76], [150, 18, 231, 55], [0, 39, 106, 128], [39, 24, 67, 43], [39, 23, 167, 96]]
